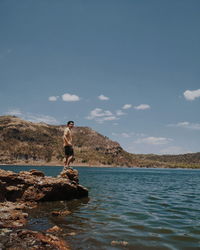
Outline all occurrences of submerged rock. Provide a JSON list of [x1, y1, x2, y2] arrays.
[[111, 240, 128, 247], [51, 210, 71, 217], [1, 229, 70, 249], [46, 225, 63, 233], [0, 201, 28, 228]]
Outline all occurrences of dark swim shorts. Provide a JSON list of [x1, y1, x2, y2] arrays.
[[64, 146, 74, 156]]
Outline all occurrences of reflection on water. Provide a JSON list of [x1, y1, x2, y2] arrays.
[[1, 166, 200, 249]]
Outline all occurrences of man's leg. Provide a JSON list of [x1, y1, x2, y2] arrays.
[[66, 155, 74, 169], [63, 156, 69, 171], [64, 157, 67, 165]]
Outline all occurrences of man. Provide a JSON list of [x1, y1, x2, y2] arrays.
[[63, 121, 75, 170]]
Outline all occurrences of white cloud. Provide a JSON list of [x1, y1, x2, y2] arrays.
[[100, 116, 117, 122], [26, 114, 59, 124], [121, 133, 131, 138], [62, 93, 80, 102], [135, 133, 146, 137], [116, 110, 126, 116], [112, 132, 135, 138], [87, 108, 112, 118], [122, 104, 132, 109], [160, 146, 189, 155], [135, 136, 173, 145], [5, 109, 22, 116], [48, 96, 59, 101], [5, 109, 59, 125], [184, 89, 200, 101], [169, 121, 200, 130], [86, 108, 118, 123], [98, 94, 109, 101], [134, 104, 150, 110]]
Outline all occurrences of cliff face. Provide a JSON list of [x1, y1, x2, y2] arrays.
[[0, 116, 136, 166]]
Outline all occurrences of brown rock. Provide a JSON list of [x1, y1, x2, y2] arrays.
[[66, 169, 79, 183], [0, 169, 88, 202], [0, 202, 28, 228], [51, 210, 71, 217], [6, 186, 20, 191], [46, 225, 62, 233], [29, 169, 45, 177], [35, 231, 70, 250], [111, 240, 128, 247], [67, 232, 77, 236], [59, 168, 79, 183], [4, 229, 70, 249]]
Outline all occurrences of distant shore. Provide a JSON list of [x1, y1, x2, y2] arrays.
[[0, 161, 200, 170], [0, 161, 116, 168]]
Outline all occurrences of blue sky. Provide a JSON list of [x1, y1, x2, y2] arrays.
[[0, 0, 200, 154]]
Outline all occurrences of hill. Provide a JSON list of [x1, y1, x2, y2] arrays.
[[0, 116, 136, 166], [0, 116, 200, 168]]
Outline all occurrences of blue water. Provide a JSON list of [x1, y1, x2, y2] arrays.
[[1, 165, 200, 250]]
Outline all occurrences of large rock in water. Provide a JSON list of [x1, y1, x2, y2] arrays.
[[0, 168, 88, 202]]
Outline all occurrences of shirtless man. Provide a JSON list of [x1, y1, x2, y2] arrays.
[[63, 121, 75, 170]]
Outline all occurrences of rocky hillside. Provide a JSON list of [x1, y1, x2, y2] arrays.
[[0, 116, 136, 166], [0, 116, 200, 168]]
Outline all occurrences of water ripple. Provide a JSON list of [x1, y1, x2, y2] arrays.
[[2, 166, 200, 249]]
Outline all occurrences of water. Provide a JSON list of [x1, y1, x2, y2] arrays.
[[1, 165, 200, 249]]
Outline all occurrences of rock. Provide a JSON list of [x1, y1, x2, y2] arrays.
[[59, 168, 79, 183], [29, 169, 45, 177], [3, 229, 70, 249], [6, 186, 20, 191], [66, 169, 79, 183], [0, 202, 28, 228], [46, 225, 62, 233], [67, 232, 76, 236], [23, 201, 38, 209], [111, 240, 128, 247], [0, 168, 88, 202], [51, 210, 71, 217]]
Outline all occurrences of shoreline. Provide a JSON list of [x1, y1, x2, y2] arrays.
[[0, 163, 200, 170], [0, 161, 116, 168]]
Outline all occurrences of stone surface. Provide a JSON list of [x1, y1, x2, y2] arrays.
[[0, 168, 88, 202], [0, 201, 28, 228], [1, 229, 70, 249], [46, 225, 62, 233]]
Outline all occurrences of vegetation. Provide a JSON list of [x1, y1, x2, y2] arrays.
[[0, 116, 199, 168]]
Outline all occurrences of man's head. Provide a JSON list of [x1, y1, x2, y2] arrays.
[[67, 121, 74, 128]]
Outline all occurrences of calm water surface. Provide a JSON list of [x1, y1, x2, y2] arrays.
[[1, 165, 200, 250]]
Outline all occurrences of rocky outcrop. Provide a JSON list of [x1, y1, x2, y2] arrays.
[[0, 168, 88, 249], [0, 168, 88, 202]]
